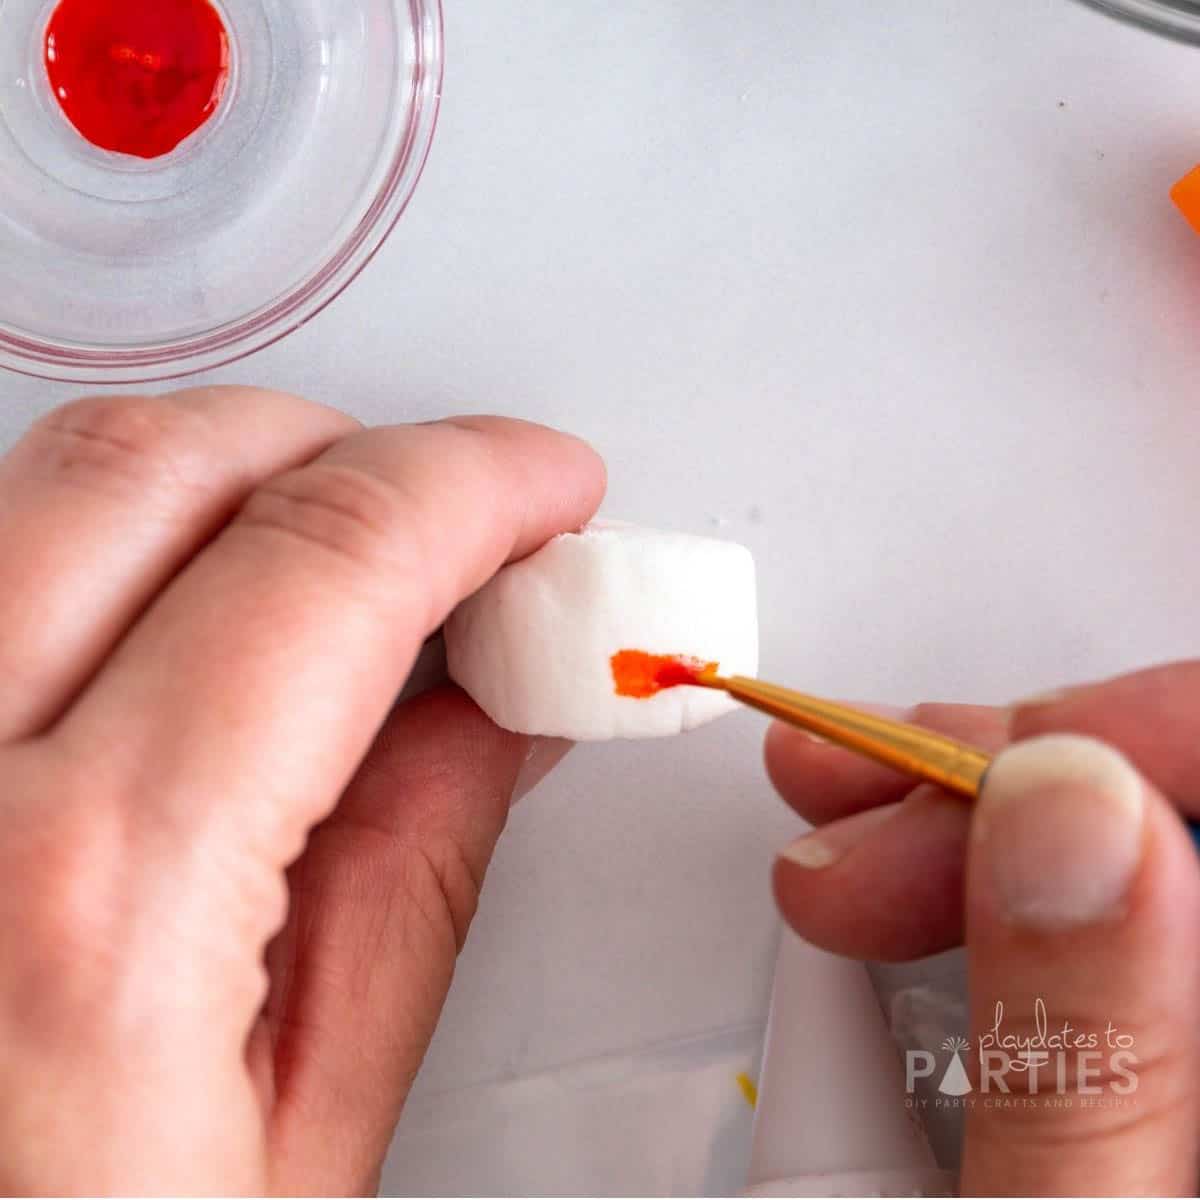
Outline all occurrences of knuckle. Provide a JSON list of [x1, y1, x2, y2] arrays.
[[25, 393, 213, 503], [204, 840, 291, 961], [22, 814, 121, 952], [0, 803, 125, 1023], [236, 461, 427, 581], [970, 1073, 1176, 1159]]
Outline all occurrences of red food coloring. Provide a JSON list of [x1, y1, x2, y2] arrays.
[[610, 650, 717, 699], [44, 0, 230, 160]]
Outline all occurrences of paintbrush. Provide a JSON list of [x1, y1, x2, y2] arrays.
[[692, 669, 990, 798], [692, 669, 1200, 850], [609, 651, 1200, 842]]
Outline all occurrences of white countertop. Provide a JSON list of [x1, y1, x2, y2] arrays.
[[5, 0, 1200, 1191]]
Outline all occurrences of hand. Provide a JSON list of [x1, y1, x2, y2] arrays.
[[766, 664, 1200, 1194], [0, 388, 605, 1194]]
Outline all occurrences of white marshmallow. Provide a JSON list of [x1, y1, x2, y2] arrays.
[[445, 520, 759, 740]]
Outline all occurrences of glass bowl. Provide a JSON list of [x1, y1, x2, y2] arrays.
[[0, 0, 442, 383], [1075, 0, 1200, 43]]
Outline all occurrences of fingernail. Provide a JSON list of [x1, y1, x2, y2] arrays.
[[1003, 691, 1070, 734], [778, 802, 903, 869], [1012, 688, 1070, 709], [795, 729, 828, 745], [1006, 684, 1095, 731], [976, 734, 1144, 929], [513, 737, 574, 802]]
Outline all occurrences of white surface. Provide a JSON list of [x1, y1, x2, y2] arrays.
[[5, 0, 1200, 1192], [388, 1023, 762, 1196], [747, 929, 948, 1197], [445, 520, 758, 739]]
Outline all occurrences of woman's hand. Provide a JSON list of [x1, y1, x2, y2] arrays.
[[767, 664, 1200, 1194], [0, 387, 605, 1194]]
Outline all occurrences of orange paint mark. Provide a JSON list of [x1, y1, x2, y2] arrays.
[[610, 649, 716, 699], [1172, 164, 1200, 236]]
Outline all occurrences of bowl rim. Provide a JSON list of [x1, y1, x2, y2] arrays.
[[0, 0, 444, 385], [1073, 0, 1200, 44]]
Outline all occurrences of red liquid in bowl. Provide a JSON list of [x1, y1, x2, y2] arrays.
[[44, 0, 230, 160]]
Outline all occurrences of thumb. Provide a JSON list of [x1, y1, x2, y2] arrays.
[[962, 734, 1200, 1195]]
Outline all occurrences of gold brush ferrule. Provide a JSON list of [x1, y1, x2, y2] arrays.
[[700, 672, 991, 799]]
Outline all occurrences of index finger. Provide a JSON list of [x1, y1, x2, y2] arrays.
[[765, 703, 1010, 825], [53, 417, 604, 927], [1011, 660, 1200, 814]]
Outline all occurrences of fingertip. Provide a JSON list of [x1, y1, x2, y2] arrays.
[[572, 435, 608, 515], [438, 414, 606, 477], [962, 735, 1200, 1195], [440, 415, 608, 538], [764, 717, 813, 782], [762, 719, 842, 824], [762, 716, 909, 825], [168, 385, 364, 440], [973, 735, 1145, 931], [771, 792, 968, 961], [1006, 688, 1088, 742], [553, 426, 608, 513]]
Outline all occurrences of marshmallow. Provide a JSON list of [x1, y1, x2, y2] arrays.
[[445, 520, 759, 740]]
